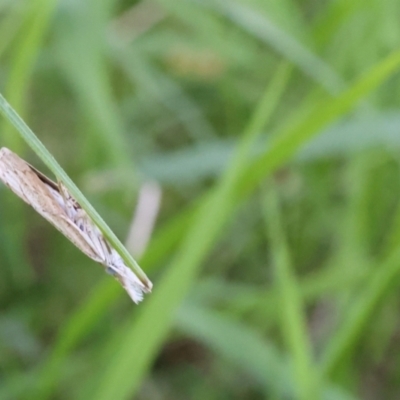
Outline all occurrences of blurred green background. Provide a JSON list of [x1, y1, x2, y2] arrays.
[[1, 0, 400, 399]]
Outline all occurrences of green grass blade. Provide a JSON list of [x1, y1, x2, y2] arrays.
[[85, 63, 292, 400], [176, 303, 292, 397], [30, 279, 119, 400], [321, 247, 400, 377], [54, 0, 130, 165], [238, 51, 400, 197], [196, 0, 345, 93], [263, 183, 319, 400], [0, 3, 25, 60], [0, 93, 151, 287], [29, 50, 400, 400], [0, 0, 58, 289], [176, 303, 357, 400], [49, 51, 400, 400], [2, 0, 58, 151], [113, 48, 217, 142]]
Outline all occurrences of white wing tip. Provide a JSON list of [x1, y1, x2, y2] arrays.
[[106, 263, 152, 304], [122, 272, 152, 304]]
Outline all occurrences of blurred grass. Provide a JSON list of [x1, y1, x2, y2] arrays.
[[2, 1, 400, 399], [263, 182, 317, 400], [0, 0, 57, 292]]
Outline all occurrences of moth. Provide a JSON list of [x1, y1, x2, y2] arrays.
[[0, 147, 152, 303]]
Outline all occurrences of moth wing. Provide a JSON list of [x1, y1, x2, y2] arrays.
[[57, 181, 110, 262], [0, 148, 151, 302], [55, 214, 104, 262], [0, 148, 101, 261], [0, 148, 65, 215], [106, 257, 150, 304]]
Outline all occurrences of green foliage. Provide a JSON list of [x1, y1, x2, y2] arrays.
[[1, 1, 400, 399]]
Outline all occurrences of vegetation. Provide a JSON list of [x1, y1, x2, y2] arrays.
[[1, 1, 400, 399]]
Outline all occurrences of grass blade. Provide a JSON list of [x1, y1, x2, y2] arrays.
[[321, 247, 400, 377], [86, 63, 292, 400], [75, 51, 400, 399], [0, 93, 151, 288], [263, 183, 319, 400]]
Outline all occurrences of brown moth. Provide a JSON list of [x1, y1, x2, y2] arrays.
[[0, 147, 152, 303]]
